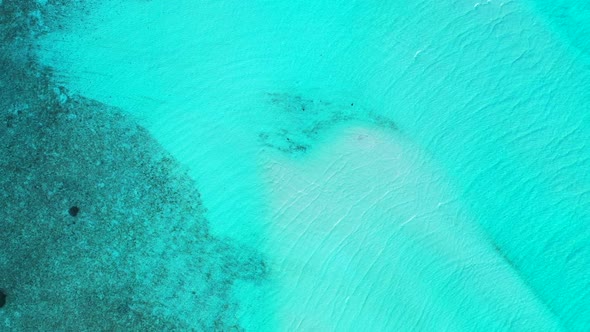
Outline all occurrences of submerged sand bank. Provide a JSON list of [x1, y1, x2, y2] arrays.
[[261, 126, 561, 331]]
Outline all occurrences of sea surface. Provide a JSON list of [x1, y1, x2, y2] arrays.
[[1, 0, 588, 330]]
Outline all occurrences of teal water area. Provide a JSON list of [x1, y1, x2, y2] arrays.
[[527, 0, 590, 59], [1, 0, 589, 330]]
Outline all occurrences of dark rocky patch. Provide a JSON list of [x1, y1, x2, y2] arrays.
[[260, 92, 398, 156], [1, 1, 266, 330]]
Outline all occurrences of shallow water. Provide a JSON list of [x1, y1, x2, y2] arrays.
[[2, 0, 588, 330]]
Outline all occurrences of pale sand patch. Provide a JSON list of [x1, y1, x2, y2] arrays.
[[261, 126, 561, 331]]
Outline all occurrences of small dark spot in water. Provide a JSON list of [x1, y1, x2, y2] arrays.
[[294, 145, 307, 152], [351, 103, 354, 106], [68, 206, 80, 217], [0, 290, 6, 308], [5, 115, 14, 128]]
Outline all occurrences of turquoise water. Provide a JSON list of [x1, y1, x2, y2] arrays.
[[528, 0, 590, 58], [2, 0, 589, 330]]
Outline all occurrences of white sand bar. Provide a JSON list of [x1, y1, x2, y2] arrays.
[[261, 126, 562, 331]]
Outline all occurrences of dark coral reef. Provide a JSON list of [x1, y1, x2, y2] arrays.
[[0, 1, 265, 330]]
